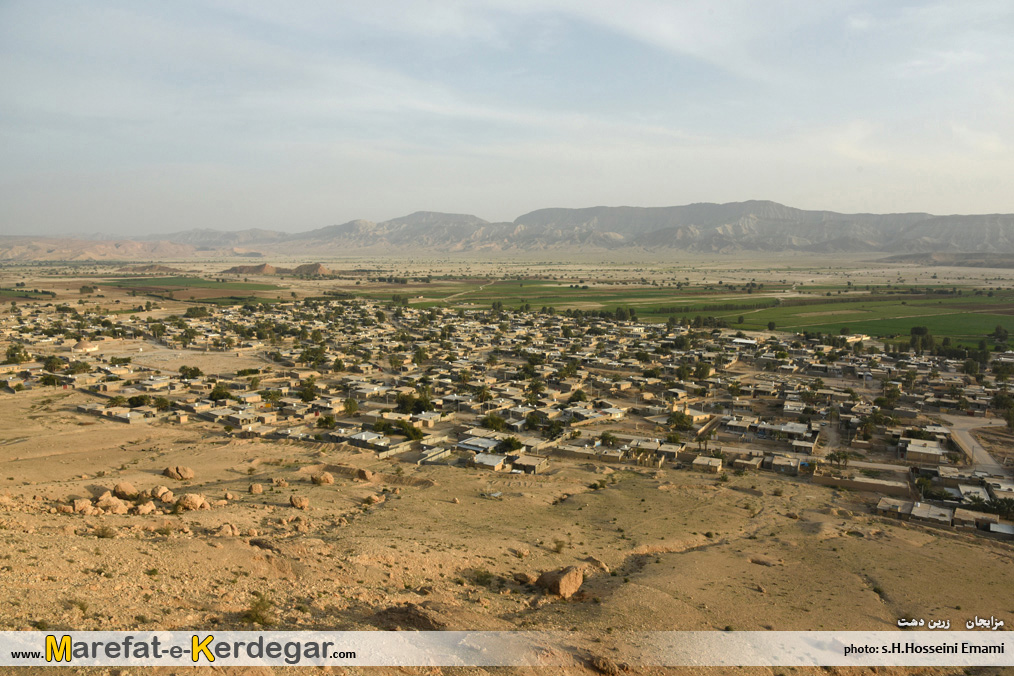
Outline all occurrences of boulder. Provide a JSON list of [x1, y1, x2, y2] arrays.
[[112, 482, 138, 500], [356, 469, 375, 481], [72, 498, 93, 515], [290, 496, 309, 510], [176, 493, 206, 511], [163, 466, 195, 481], [311, 472, 334, 485], [273, 478, 288, 488], [95, 495, 129, 515], [536, 566, 583, 599], [151, 485, 171, 500], [135, 501, 156, 515], [249, 483, 264, 495]]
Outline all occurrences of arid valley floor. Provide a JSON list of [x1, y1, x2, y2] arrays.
[[1, 256, 1012, 676]]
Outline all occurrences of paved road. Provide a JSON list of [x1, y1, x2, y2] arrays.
[[940, 414, 1011, 477]]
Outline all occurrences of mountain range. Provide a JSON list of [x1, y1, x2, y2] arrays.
[[4, 200, 1014, 261]]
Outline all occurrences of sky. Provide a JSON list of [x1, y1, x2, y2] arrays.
[[2, 1, 1013, 235]]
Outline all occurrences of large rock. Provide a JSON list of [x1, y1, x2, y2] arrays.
[[151, 485, 171, 500], [290, 496, 309, 510], [176, 493, 206, 511], [249, 483, 264, 495], [135, 501, 156, 515], [163, 466, 195, 481], [113, 482, 138, 500], [311, 472, 334, 485], [72, 498, 93, 515], [356, 469, 375, 481], [536, 566, 584, 599], [95, 494, 129, 515]]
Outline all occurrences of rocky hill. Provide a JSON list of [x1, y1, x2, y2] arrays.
[[6, 201, 1014, 260], [220, 262, 332, 276]]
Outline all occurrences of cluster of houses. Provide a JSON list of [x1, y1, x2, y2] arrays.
[[2, 294, 1012, 536]]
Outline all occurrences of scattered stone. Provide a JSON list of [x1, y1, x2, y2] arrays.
[[536, 566, 584, 599], [224, 492, 236, 500], [135, 501, 156, 515], [513, 572, 538, 585], [590, 655, 621, 675], [365, 494, 385, 506], [356, 469, 375, 481], [163, 466, 195, 481], [451, 497, 460, 504], [56, 504, 74, 514], [290, 496, 309, 510], [273, 478, 289, 488], [583, 556, 610, 573], [72, 499, 93, 515], [311, 472, 334, 485], [249, 538, 280, 552], [249, 483, 264, 495], [749, 555, 780, 567], [151, 485, 171, 500], [216, 523, 240, 537]]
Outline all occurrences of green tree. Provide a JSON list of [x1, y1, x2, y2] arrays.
[[667, 411, 694, 431], [495, 437, 523, 453], [481, 414, 507, 432], [209, 383, 233, 401], [4, 343, 29, 364]]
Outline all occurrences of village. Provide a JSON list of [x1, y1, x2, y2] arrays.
[[3, 292, 1013, 540]]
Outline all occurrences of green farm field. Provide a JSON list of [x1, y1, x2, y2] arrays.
[[354, 276, 1014, 342], [107, 276, 281, 291]]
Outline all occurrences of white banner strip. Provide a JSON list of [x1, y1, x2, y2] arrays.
[[0, 631, 1010, 667]]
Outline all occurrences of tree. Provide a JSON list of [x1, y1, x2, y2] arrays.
[[153, 397, 172, 411], [4, 343, 29, 364], [481, 414, 506, 432], [767, 321, 776, 331], [180, 328, 198, 347], [209, 383, 233, 401], [179, 365, 203, 379], [39, 374, 59, 386], [298, 376, 318, 403], [693, 361, 711, 380], [667, 411, 694, 431], [43, 356, 64, 373], [495, 437, 523, 453], [317, 414, 336, 429], [67, 361, 91, 374], [106, 396, 127, 407], [599, 431, 618, 447], [343, 397, 359, 416], [567, 389, 588, 404]]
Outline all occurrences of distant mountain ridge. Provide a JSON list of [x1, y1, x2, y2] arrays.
[[4, 201, 1014, 260]]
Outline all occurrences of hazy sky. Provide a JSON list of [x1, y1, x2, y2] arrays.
[[2, 1, 1013, 235]]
